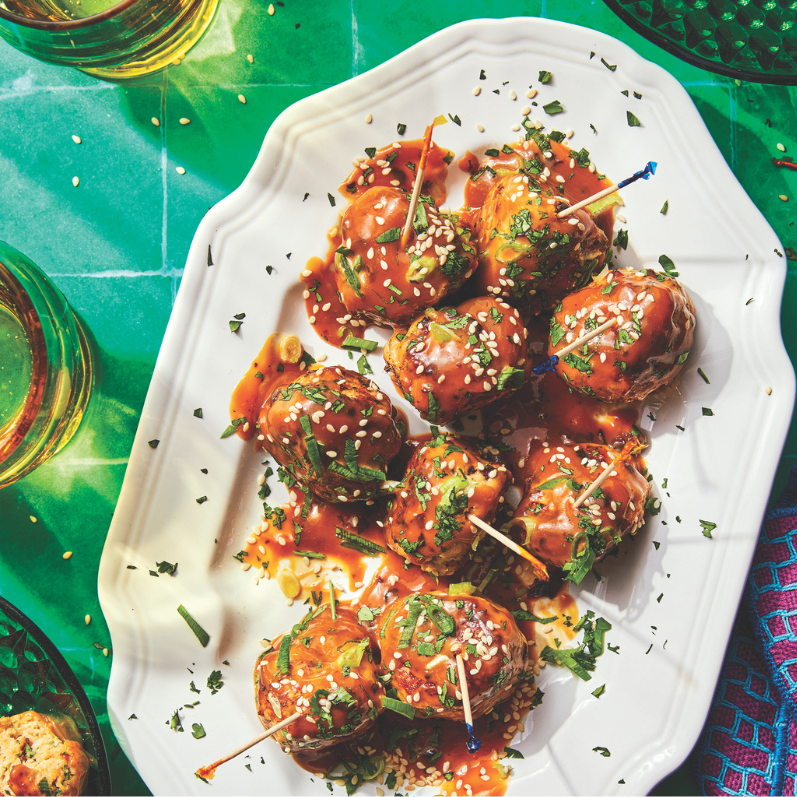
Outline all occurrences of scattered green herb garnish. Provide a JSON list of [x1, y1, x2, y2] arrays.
[[178, 605, 209, 647]]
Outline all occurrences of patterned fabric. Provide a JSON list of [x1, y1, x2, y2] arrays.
[[698, 465, 797, 795]]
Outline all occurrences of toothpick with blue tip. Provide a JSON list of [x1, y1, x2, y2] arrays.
[[556, 161, 657, 219], [455, 652, 482, 753], [533, 318, 616, 375]]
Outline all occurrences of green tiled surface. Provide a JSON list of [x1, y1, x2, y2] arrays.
[[0, 0, 794, 794]]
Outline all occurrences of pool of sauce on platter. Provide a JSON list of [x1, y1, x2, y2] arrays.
[[302, 134, 616, 350], [228, 136, 643, 795], [229, 336, 641, 795]]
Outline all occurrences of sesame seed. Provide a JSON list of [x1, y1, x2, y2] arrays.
[[521, 105, 531, 115], [151, 117, 160, 126], [72, 176, 79, 187], [526, 88, 537, 98], [238, 94, 247, 104], [777, 143, 786, 152], [268, 2, 274, 13], [365, 113, 373, 124], [246, 54, 254, 63], [473, 86, 481, 96], [779, 195, 789, 202], [85, 614, 92, 625], [176, 166, 186, 175], [476, 123, 485, 132], [179, 117, 190, 125]]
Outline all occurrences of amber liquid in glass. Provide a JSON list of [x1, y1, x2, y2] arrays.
[[0, 301, 33, 438], [1, 0, 119, 21], [0, 0, 219, 78]]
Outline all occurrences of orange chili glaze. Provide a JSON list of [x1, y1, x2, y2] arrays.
[[8, 763, 39, 795], [459, 139, 615, 241], [239, 488, 390, 591], [483, 316, 643, 486], [229, 333, 303, 442], [304, 140, 452, 347]]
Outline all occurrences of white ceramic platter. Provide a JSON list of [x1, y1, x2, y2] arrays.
[[99, 17, 795, 796]]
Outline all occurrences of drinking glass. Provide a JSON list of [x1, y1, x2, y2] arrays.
[[0, 0, 219, 79], [0, 242, 93, 489]]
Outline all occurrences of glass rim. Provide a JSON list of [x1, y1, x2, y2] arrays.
[[0, 0, 140, 30]]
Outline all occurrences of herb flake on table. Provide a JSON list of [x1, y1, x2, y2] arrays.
[[600, 58, 617, 71], [156, 560, 177, 575], [543, 100, 564, 115], [148, 439, 159, 448], [593, 746, 611, 757], [327, 193, 336, 207], [191, 723, 206, 739], [207, 245, 213, 266], [538, 70, 552, 83], [627, 111, 642, 127], [503, 747, 524, 759], [660, 200, 669, 215]]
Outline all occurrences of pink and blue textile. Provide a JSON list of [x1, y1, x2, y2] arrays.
[[698, 464, 797, 795]]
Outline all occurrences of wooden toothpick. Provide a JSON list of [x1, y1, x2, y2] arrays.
[[468, 514, 548, 581], [556, 161, 657, 219], [533, 318, 616, 375], [572, 459, 617, 510], [455, 653, 481, 753], [196, 711, 303, 780], [400, 117, 447, 247], [572, 439, 638, 510]]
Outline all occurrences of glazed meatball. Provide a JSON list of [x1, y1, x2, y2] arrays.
[[378, 592, 528, 721], [474, 174, 608, 313], [0, 711, 89, 796], [548, 268, 696, 403], [258, 365, 403, 503], [255, 606, 384, 753], [507, 442, 650, 583], [383, 296, 528, 425], [334, 186, 477, 327], [384, 432, 509, 575]]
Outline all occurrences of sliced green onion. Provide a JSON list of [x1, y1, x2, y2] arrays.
[[294, 550, 325, 559], [335, 528, 386, 555], [276, 634, 292, 675], [397, 600, 423, 649], [382, 696, 416, 719], [512, 610, 557, 624], [177, 605, 210, 648], [342, 335, 378, 352]]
